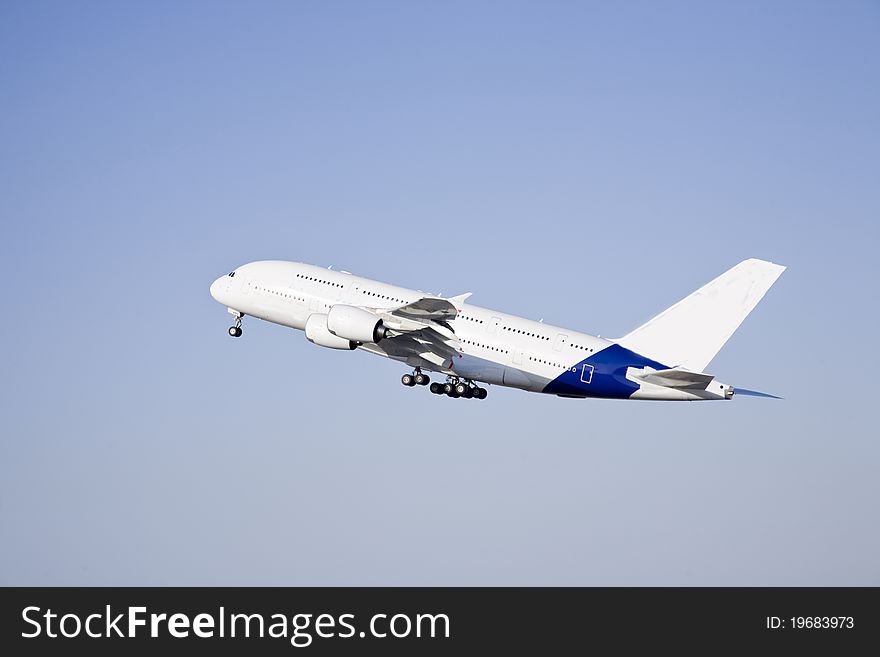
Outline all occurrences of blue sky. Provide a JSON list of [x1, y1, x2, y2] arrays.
[[1, 1, 878, 585]]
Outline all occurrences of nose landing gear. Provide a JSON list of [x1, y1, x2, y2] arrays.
[[227, 312, 243, 337]]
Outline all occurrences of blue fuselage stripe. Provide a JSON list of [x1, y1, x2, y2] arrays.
[[542, 344, 668, 398]]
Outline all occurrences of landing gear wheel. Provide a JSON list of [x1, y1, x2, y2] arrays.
[[475, 387, 488, 400], [401, 374, 416, 387], [414, 373, 429, 386], [462, 387, 474, 399], [454, 382, 468, 397], [228, 326, 242, 337], [443, 383, 453, 395], [430, 383, 443, 394], [447, 389, 461, 398]]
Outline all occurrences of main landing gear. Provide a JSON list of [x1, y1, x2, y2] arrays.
[[400, 370, 486, 399], [401, 368, 430, 387], [428, 377, 488, 400], [227, 312, 243, 338]]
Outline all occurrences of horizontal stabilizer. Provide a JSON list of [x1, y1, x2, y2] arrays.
[[617, 258, 786, 372], [633, 367, 715, 390], [734, 387, 782, 399]]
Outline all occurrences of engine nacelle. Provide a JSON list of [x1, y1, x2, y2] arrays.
[[327, 304, 387, 343], [305, 313, 357, 350]]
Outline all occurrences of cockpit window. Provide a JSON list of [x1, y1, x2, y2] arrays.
[[229, 271, 236, 277]]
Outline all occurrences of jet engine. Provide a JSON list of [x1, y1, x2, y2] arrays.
[[327, 305, 388, 343], [305, 313, 357, 350]]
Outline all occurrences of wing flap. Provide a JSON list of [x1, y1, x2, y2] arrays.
[[349, 294, 472, 371], [389, 293, 471, 322]]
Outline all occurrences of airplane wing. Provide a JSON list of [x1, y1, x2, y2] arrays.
[[366, 293, 472, 369], [386, 293, 472, 323], [375, 326, 462, 368]]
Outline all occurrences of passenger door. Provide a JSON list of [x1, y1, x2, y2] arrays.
[[553, 333, 568, 351]]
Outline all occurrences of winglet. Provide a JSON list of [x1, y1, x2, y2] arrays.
[[447, 292, 472, 309]]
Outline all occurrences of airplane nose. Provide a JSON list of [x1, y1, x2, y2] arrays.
[[210, 276, 225, 302]]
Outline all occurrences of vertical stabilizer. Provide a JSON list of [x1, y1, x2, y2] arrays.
[[616, 259, 786, 372]]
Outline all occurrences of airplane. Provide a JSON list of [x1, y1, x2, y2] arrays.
[[209, 258, 785, 401]]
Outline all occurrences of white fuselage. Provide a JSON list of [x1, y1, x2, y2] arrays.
[[210, 260, 732, 400]]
